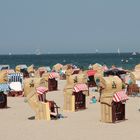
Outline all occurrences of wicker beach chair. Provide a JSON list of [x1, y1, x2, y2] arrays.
[[64, 73, 89, 112], [24, 78, 60, 120], [99, 76, 128, 123], [0, 83, 10, 108], [8, 73, 23, 96]]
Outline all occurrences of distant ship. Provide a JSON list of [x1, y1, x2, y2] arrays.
[[95, 49, 98, 54], [35, 49, 41, 55], [132, 52, 136, 55], [9, 52, 12, 55]]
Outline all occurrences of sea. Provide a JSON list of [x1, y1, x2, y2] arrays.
[[0, 53, 139, 70]]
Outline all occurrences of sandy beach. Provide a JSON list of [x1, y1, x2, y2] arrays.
[[0, 80, 140, 140]]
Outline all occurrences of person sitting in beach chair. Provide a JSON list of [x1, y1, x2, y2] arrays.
[[24, 78, 60, 120], [36, 86, 60, 119]]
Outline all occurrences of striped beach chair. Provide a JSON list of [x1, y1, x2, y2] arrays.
[[8, 73, 23, 96], [48, 72, 59, 91]]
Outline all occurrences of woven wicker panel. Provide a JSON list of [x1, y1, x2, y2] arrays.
[[24, 78, 47, 97], [130, 71, 140, 84], [100, 76, 122, 94]]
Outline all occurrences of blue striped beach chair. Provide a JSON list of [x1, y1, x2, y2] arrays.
[[8, 73, 24, 96]]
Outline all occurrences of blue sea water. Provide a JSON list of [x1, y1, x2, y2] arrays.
[[0, 53, 139, 70]]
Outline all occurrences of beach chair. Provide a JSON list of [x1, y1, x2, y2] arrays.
[[15, 65, 29, 78], [42, 72, 59, 91], [127, 72, 140, 96], [8, 73, 23, 96], [0, 83, 10, 108], [24, 78, 60, 120], [0, 65, 10, 71], [64, 74, 89, 112], [87, 70, 97, 87], [99, 76, 128, 123]]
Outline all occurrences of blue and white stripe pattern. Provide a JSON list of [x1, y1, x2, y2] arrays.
[[8, 73, 23, 84], [0, 83, 10, 93]]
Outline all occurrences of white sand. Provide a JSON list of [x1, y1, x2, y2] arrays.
[[0, 80, 140, 140]]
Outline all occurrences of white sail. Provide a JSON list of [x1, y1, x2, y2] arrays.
[[117, 48, 120, 54], [132, 52, 136, 55]]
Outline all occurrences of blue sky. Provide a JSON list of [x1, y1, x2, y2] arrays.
[[0, 0, 140, 54]]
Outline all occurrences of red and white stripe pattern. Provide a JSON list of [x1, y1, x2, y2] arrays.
[[73, 83, 88, 92], [36, 86, 48, 102], [113, 90, 128, 102], [36, 86, 48, 94], [49, 72, 60, 79]]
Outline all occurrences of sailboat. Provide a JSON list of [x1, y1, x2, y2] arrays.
[[95, 49, 98, 54], [35, 49, 41, 55], [132, 52, 136, 55], [8, 52, 12, 55], [117, 48, 120, 54]]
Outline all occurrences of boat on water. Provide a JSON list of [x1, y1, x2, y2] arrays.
[[132, 52, 136, 55], [117, 48, 120, 54], [35, 49, 41, 55]]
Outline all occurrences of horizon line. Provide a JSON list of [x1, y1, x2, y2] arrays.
[[0, 52, 138, 55]]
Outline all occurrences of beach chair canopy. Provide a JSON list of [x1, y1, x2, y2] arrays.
[[72, 68, 80, 74], [113, 90, 128, 102], [15, 65, 27, 73], [104, 68, 127, 77], [27, 64, 34, 73], [0, 65, 10, 71], [92, 63, 102, 69], [38, 67, 47, 72], [16, 64, 27, 70], [73, 83, 88, 93], [87, 70, 97, 76], [130, 71, 140, 84], [49, 72, 60, 79], [53, 63, 63, 72], [135, 64, 140, 71]]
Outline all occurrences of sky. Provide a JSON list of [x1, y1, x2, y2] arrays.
[[0, 0, 140, 54]]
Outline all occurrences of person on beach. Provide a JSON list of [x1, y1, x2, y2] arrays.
[[90, 96, 97, 104]]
